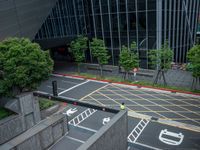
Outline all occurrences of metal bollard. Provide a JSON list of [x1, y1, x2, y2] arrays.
[[52, 80, 58, 96]]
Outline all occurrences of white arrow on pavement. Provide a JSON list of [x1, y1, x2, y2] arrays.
[[63, 108, 78, 116], [102, 117, 110, 125]]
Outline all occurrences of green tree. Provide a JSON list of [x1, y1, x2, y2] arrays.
[[90, 38, 110, 77], [119, 42, 139, 80], [0, 37, 53, 97], [187, 44, 200, 89], [148, 41, 173, 85], [70, 35, 88, 73]]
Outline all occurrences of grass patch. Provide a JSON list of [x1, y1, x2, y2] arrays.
[[39, 98, 56, 110], [69, 72, 200, 94], [0, 107, 14, 120]]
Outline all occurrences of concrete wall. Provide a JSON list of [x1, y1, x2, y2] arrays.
[[0, 0, 57, 41], [0, 114, 68, 150], [0, 92, 41, 144], [77, 111, 128, 150]]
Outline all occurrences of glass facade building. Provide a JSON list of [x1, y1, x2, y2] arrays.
[[35, 0, 200, 68]]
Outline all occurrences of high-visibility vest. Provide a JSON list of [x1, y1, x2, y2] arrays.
[[120, 105, 125, 110]]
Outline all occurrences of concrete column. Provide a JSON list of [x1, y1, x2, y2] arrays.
[[156, 0, 162, 50]]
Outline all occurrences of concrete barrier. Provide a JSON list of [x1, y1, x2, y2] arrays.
[[0, 114, 68, 150], [77, 111, 128, 150], [0, 92, 41, 144]]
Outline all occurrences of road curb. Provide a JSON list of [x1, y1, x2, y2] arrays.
[[53, 73, 200, 97]]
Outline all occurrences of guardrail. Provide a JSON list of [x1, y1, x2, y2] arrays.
[[33, 91, 119, 114]]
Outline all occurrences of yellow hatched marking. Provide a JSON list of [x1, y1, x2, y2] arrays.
[[110, 84, 200, 125]]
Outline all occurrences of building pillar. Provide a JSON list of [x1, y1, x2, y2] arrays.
[[156, 0, 162, 50]]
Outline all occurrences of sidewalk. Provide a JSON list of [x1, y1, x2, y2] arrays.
[[53, 61, 199, 90]]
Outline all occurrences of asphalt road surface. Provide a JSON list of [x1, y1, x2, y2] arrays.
[[38, 74, 200, 150]]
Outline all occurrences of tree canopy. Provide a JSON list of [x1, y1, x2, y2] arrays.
[[70, 35, 88, 73], [0, 37, 53, 97], [119, 42, 139, 79], [148, 42, 173, 70], [187, 44, 200, 78], [90, 38, 110, 76]]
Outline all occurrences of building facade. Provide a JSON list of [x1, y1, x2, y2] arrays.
[[1, 0, 199, 68]]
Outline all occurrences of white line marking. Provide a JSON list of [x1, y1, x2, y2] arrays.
[[128, 119, 150, 143], [58, 80, 90, 95], [74, 124, 98, 133], [66, 136, 85, 144], [68, 108, 97, 126]]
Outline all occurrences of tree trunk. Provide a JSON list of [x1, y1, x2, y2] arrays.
[[125, 71, 128, 80], [100, 64, 103, 78], [77, 63, 80, 74]]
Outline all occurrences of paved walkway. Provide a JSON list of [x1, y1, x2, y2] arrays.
[[53, 61, 199, 90]]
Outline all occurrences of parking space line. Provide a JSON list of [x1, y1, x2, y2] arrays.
[[88, 95, 106, 106], [66, 136, 85, 144], [79, 84, 109, 101], [107, 86, 167, 118], [58, 80, 90, 95]]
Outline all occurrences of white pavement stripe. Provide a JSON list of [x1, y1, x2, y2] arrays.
[[52, 74, 85, 80], [58, 80, 90, 95], [66, 136, 85, 144], [128, 119, 150, 143], [75, 124, 98, 133], [68, 108, 97, 126]]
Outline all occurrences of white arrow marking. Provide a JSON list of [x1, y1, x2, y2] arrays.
[[63, 108, 78, 116], [102, 117, 110, 125]]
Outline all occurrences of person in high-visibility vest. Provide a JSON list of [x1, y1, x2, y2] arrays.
[[120, 102, 125, 110]]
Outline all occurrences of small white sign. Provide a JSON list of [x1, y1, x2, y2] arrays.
[[63, 108, 78, 116], [102, 117, 110, 125], [159, 129, 184, 146]]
